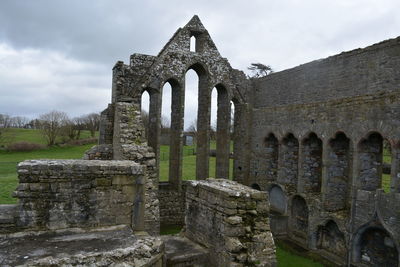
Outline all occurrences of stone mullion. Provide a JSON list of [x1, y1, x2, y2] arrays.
[[168, 84, 184, 189], [196, 80, 211, 180], [216, 92, 231, 179], [297, 141, 304, 193], [321, 140, 330, 209], [148, 92, 161, 169]]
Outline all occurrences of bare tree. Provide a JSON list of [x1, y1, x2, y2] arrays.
[[160, 115, 170, 135], [82, 113, 100, 137], [74, 116, 86, 140], [0, 114, 12, 128], [39, 111, 69, 146], [11, 116, 30, 128], [247, 63, 273, 78], [186, 119, 197, 134]]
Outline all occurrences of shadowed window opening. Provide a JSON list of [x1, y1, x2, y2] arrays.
[[264, 133, 279, 182], [301, 133, 322, 193], [358, 133, 392, 192], [324, 132, 350, 211], [278, 133, 299, 190]]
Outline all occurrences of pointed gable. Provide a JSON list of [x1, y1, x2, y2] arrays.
[[157, 15, 221, 58]]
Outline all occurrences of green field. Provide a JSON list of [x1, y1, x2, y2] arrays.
[[0, 144, 96, 204], [0, 128, 96, 147], [159, 144, 233, 181]]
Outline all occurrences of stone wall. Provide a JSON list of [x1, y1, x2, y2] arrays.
[[185, 179, 276, 267], [252, 37, 400, 108], [159, 182, 186, 226], [0, 159, 146, 233], [249, 35, 400, 266]]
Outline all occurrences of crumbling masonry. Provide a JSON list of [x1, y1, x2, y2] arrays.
[[1, 15, 400, 266]]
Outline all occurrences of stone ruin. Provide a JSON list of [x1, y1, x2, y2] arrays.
[[1, 15, 400, 266]]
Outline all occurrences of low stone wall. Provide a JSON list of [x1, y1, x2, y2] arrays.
[[159, 182, 186, 226], [185, 179, 277, 267], [1, 159, 146, 233]]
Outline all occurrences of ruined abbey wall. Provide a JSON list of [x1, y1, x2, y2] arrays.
[[249, 36, 400, 266]]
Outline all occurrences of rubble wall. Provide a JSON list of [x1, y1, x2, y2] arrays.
[[185, 179, 277, 267]]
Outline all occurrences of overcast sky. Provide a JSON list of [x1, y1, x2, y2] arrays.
[[1, 0, 399, 128]]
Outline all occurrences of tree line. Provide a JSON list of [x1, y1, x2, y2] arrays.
[[0, 111, 100, 146]]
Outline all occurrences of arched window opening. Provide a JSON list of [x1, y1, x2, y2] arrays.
[[264, 133, 279, 182], [382, 139, 392, 193], [317, 220, 346, 257], [229, 100, 235, 180], [358, 132, 391, 192], [190, 35, 196, 52], [301, 133, 322, 193], [208, 84, 230, 179], [291, 195, 308, 238], [209, 87, 217, 177], [183, 69, 199, 180], [278, 133, 299, 190], [140, 90, 150, 140], [159, 82, 172, 182], [354, 227, 398, 266], [325, 132, 350, 211]]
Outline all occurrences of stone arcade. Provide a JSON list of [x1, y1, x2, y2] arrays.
[[1, 15, 400, 266]]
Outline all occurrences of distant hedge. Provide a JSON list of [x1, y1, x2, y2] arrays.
[[7, 142, 46, 152]]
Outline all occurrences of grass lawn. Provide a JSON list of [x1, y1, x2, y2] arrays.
[[0, 128, 97, 147], [276, 245, 323, 267]]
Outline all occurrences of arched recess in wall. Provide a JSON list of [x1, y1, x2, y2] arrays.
[[185, 63, 209, 180], [300, 132, 322, 193], [160, 79, 184, 188], [278, 133, 299, 191], [358, 132, 392, 192], [264, 133, 279, 182], [352, 225, 398, 266], [209, 84, 230, 179], [317, 220, 346, 257], [269, 185, 286, 215], [291, 195, 308, 238], [324, 132, 351, 211]]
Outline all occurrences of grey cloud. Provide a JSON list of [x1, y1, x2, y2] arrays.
[[0, 0, 399, 120]]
